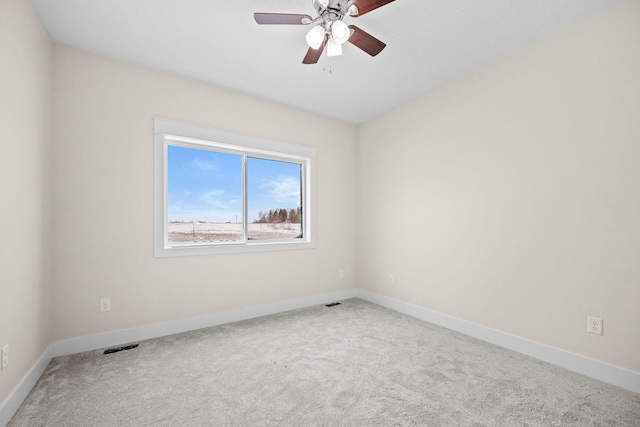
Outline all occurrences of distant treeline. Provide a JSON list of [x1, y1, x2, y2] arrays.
[[254, 207, 301, 224]]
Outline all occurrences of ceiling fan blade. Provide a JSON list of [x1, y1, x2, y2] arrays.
[[254, 13, 313, 25], [302, 36, 328, 64], [347, 25, 386, 56], [350, 0, 395, 17]]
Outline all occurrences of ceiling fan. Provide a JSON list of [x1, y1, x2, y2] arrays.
[[254, 0, 395, 64]]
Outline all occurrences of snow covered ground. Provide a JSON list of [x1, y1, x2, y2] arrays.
[[168, 222, 301, 243]]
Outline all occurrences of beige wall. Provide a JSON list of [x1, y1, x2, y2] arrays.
[[52, 45, 358, 340], [2, 0, 638, 410], [357, 0, 640, 373], [0, 0, 53, 404]]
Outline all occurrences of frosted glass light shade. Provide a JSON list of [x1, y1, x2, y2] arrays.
[[331, 20, 350, 44], [326, 38, 343, 57], [306, 25, 325, 50]]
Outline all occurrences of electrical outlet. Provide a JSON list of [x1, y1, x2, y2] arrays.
[[389, 275, 394, 285], [587, 316, 603, 335], [100, 298, 111, 312], [339, 269, 344, 279], [1, 344, 8, 370]]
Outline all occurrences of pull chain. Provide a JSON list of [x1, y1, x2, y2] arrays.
[[322, 55, 332, 74]]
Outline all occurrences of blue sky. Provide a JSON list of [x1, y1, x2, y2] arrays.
[[167, 145, 301, 223]]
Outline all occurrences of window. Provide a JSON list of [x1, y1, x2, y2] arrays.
[[154, 118, 316, 257]]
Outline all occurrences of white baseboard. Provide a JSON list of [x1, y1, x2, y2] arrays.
[[355, 289, 640, 395], [3, 287, 638, 427], [53, 288, 359, 357], [0, 345, 53, 427], [3, 290, 357, 426]]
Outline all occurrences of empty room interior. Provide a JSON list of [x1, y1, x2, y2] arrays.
[[1, 0, 639, 425]]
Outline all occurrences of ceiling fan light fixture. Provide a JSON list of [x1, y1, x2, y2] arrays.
[[331, 20, 350, 44], [326, 38, 343, 57], [254, 0, 395, 65], [306, 25, 325, 49]]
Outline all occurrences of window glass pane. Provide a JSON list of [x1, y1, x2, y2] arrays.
[[167, 145, 243, 244], [247, 157, 302, 240]]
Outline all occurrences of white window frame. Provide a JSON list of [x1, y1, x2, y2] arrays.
[[154, 118, 316, 257]]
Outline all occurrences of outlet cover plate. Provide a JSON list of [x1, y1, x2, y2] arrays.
[[587, 316, 603, 335], [1, 344, 8, 370]]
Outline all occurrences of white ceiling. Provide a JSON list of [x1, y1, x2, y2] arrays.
[[33, 0, 622, 124]]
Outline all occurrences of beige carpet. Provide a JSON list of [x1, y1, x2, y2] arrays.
[[9, 298, 640, 426]]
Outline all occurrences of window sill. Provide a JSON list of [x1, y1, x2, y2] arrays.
[[154, 239, 316, 257]]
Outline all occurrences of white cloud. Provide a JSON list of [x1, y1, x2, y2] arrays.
[[168, 208, 238, 223], [169, 189, 240, 222], [191, 158, 217, 171], [200, 189, 230, 208], [261, 176, 300, 203]]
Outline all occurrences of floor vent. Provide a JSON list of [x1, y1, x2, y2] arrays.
[[103, 344, 139, 355], [325, 302, 342, 307]]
